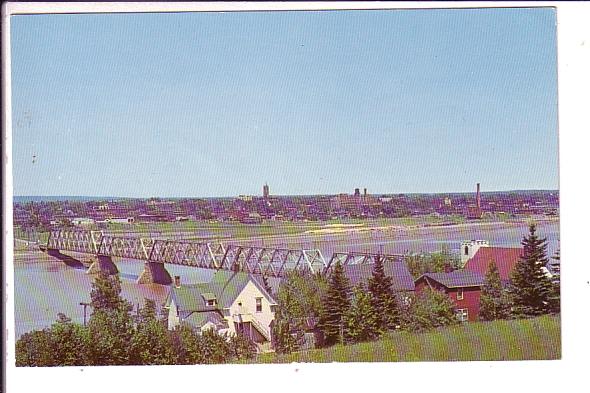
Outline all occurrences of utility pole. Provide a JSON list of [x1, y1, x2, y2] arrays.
[[79, 302, 91, 326]]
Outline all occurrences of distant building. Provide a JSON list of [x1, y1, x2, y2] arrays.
[[263, 183, 270, 199], [71, 217, 95, 226], [104, 217, 135, 224]]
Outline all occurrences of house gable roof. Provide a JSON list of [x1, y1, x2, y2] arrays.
[[342, 260, 415, 291], [417, 270, 486, 289], [464, 247, 523, 281]]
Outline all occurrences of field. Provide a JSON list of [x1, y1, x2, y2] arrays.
[[251, 315, 561, 363]]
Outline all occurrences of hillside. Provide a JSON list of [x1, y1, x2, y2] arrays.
[[253, 315, 560, 363]]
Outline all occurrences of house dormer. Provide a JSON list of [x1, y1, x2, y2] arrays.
[[201, 292, 217, 307]]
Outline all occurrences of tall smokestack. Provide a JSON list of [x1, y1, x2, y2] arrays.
[[476, 183, 481, 209]]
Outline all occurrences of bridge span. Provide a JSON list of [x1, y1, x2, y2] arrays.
[[44, 230, 328, 284]]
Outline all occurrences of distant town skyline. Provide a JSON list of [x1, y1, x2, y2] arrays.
[[10, 8, 558, 198]]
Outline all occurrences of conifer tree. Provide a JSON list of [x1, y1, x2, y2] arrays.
[[479, 261, 510, 321], [509, 224, 554, 317], [319, 261, 351, 346], [343, 284, 379, 343], [368, 255, 400, 331], [86, 272, 135, 365], [548, 248, 561, 313]]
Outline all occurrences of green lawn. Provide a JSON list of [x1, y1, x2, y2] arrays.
[[252, 315, 561, 363]]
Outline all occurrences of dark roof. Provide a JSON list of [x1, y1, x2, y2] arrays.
[[342, 260, 415, 291], [464, 247, 523, 281], [417, 270, 486, 288], [168, 270, 277, 313]]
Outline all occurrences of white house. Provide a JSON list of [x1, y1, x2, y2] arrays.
[[71, 217, 95, 226], [165, 270, 277, 350]]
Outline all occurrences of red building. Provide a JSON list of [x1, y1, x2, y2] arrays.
[[414, 271, 485, 322], [464, 247, 523, 283]]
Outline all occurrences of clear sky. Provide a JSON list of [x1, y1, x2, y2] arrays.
[[10, 8, 558, 198]]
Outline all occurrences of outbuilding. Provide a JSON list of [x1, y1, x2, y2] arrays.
[[414, 270, 485, 322]]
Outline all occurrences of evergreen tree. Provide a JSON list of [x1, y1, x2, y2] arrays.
[[89, 271, 132, 313], [479, 261, 510, 321], [343, 284, 379, 343], [86, 272, 135, 365], [368, 255, 400, 331], [548, 248, 561, 314], [319, 261, 351, 346], [509, 224, 554, 317]]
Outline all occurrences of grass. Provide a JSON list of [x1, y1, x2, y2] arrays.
[[251, 315, 561, 363]]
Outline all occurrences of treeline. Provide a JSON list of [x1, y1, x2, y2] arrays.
[[16, 272, 256, 367], [272, 224, 560, 354]]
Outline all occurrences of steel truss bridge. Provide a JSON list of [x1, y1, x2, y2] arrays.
[[45, 230, 327, 279], [44, 230, 406, 283]]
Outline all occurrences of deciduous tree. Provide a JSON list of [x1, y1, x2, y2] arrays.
[[405, 288, 458, 332]]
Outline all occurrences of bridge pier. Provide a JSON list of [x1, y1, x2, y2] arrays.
[[86, 255, 119, 275], [137, 262, 172, 285], [46, 248, 85, 269]]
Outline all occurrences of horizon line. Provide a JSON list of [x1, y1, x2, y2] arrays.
[[13, 188, 560, 200]]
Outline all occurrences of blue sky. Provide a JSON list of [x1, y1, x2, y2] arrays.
[[11, 8, 558, 197]]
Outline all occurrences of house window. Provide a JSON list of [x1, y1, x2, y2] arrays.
[[255, 297, 262, 313], [207, 299, 216, 307], [456, 308, 469, 322], [457, 288, 464, 300], [464, 246, 469, 255]]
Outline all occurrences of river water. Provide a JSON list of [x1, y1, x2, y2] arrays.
[[12, 220, 559, 338]]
